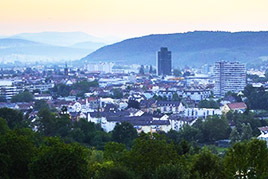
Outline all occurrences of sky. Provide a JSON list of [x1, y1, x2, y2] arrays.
[[1, 0, 268, 38]]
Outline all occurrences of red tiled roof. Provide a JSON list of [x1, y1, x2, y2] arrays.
[[227, 102, 247, 110]]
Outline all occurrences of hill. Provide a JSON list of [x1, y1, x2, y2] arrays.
[[71, 41, 106, 50], [0, 38, 90, 63], [81, 31, 268, 66], [10, 31, 104, 47]]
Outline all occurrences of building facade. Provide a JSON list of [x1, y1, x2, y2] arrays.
[[157, 47, 172, 76], [214, 61, 246, 97]]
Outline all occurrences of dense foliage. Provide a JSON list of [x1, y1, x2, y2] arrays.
[[52, 80, 99, 97], [244, 85, 268, 110], [198, 99, 219, 109], [11, 91, 34, 103], [0, 107, 268, 178]]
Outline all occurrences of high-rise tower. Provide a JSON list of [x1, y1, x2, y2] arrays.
[[157, 47, 171, 76]]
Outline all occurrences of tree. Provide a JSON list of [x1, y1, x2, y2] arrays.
[[112, 88, 123, 99], [0, 117, 9, 135], [224, 139, 268, 178], [240, 123, 252, 141], [104, 142, 127, 162], [35, 108, 56, 136], [0, 108, 24, 129], [127, 100, 140, 109], [198, 100, 219, 109], [29, 138, 90, 179], [72, 80, 99, 94], [243, 85, 268, 110], [191, 148, 225, 179], [0, 130, 37, 179], [155, 163, 190, 179], [71, 118, 111, 149], [200, 116, 230, 143], [112, 122, 137, 147], [127, 133, 178, 176], [177, 124, 200, 143], [96, 166, 134, 179], [52, 83, 71, 97], [247, 139, 268, 178], [11, 91, 34, 102], [227, 111, 263, 136], [34, 100, 49, 111], [173, 69, 182, 77], [172, 93, 180, 101], [230, 127, 240, 144]]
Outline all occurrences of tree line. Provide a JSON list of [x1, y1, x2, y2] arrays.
[[1, 107, 268, 178]]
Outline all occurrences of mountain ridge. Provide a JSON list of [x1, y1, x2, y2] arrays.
[[81, 31, 268, 66]]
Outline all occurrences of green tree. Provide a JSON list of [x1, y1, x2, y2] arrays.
[[0, 130, 37, 179], [191, 148, 225, 179], [0, 117, 9, 135], [240, 123, 252, 141], [224, 142, 249, 178], [247, 139, 268, 178], [172, 93, 180, 101], [230, 127, 240, 144], [200, 116, 230, 143], [11, 91, 34, 102], [224, 139, 268, 178], [127, 100, 140, 109], [71, 80, 99, 95], [52, 83, 71, 97], [0, 108, 24, 129], [96, 166, 134, 179], [35, 108, 56, 136], [29, 138, 90, 179], [127, 133, 178, 176], [155, 163, 190, 179], [198, 100, 219, 109], [112, 122, 138, 147], [104, 142, 127, 162], [34, 100, 49, 111], [177, 124, 200, 143], [112, 88, 123, 99], [71, 118, 111, 149]]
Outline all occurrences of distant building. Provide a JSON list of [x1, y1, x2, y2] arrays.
[[257, 126, 268, 147], [214, 61, 246, 97], [86, 62, 114, 73], [222, 102, 247, 113], [0, 80, 21, 100], [157, 47, 171, 76], [64, 63, 69, 76]]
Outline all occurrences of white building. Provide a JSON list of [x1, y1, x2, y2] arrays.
[[214, 61, 246, 97], [258, 126, 268, 147], [183, 108, 222, 118], [0, 80, 21, 100]]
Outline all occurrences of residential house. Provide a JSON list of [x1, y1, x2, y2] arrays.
[[222, 102, 247, 113]]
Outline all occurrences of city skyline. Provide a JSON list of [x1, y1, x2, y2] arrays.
[[1, 0, 268, 38]]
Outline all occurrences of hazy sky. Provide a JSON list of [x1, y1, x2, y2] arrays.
[[1, 0, 268, 38]]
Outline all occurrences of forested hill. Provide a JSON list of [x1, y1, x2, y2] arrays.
[[81, 31, 268, 66]]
